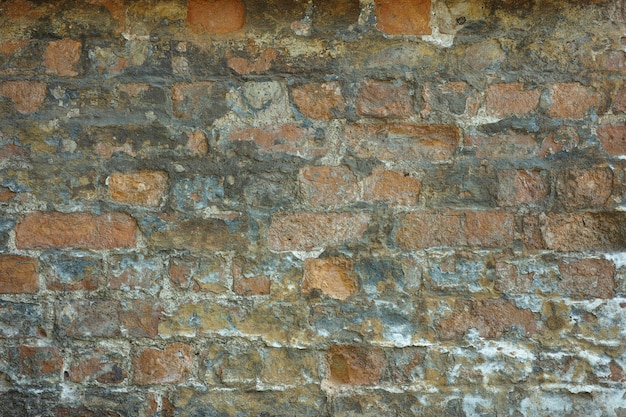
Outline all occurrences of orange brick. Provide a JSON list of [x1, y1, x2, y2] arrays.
[[107, 170, 168, 207], [16, 212, 137, 250], [187, 0, 245, 33], [291, 81, 346, 120], [375, 0, 431, 35], [598, 124, 626, 156], [327, 345, 385, 385], [302, 257, 357, 300], [549, 83, 599, 118], [132, 343, 193, 385], [0, 255, 38, 294], [363, 168, 421, 205], [485, 83, 541, 118]]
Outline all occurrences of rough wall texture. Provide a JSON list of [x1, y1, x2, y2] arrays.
[[1, 0, 626, 415]]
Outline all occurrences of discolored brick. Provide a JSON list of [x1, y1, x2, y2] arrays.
[[8, 346, 62, 380], [555, 167, 613, 209], [132, 343, 193, 385], [107, 170, 168, 207], [558, 258, 616, 299], [497, 169, 550, 206], [0, 81, 46, 114], [291, 81, 346, 120], [485, 83, 541, 118], [44, 39, 81, 76], [549, 83, 599, 118], [598, 124, 626, 156], [363, 168, 421, 205], [299, 165, 359, 207]]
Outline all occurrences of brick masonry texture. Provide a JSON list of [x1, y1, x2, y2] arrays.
[[0, 0, 626, 416]]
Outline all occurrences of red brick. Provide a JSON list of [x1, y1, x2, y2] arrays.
[[267, 212, 371, 251], [467, 132, 539, 159], [16, 212, 137, 250], [0, 255, 38, 294], [187, 0, 245, 33], [396, 210, 514, 250], [107, 170, 168, 207], [0, 186, 15, 201], [230, 123, 323, 158], [302, 256, 357, 300], [291, 81, 346, 120], [485, 83, 541, 118], [465, 211, 515, 247], [227, 48, 279, 75], [299, 165, 359, 207], [327, 345, 385, 385], [9, 346, 62, 379], [497, 169, 550, 206], [120, 299, 161, 339], [233, 275, 270, 296], [172, 82, 214, 120], [133, 343, 193, 385], [375, 0, 431, 35], [549, 83, 599, 118], [0, 40, 27, 56], [558, 259, 615, 299], [0, 81, 46, 114], [525, 212, 626, 252], [436, 299, 537, 340], [363, 168, 421, 205], [186, 130, 208, 155], [556, 167, 613, 209], [68, 349, 127, 383], [356, 80, 413, 119], [44, 39, 81, 76], [344, 123, 459, 162], [598, 124, 626, 156]]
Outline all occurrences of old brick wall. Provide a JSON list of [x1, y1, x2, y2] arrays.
[[0, 0, 626, 415]]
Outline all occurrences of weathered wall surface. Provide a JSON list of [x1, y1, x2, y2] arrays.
[[1, 0, 626, 415]]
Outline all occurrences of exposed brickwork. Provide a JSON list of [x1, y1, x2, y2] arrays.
[[1, 1, 625, 415]]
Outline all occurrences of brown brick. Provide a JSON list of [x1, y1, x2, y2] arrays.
[[0, 185, 15, 201], [558, 259, 615, 299], [299, 165, 359, 207], [356, 80, 413, 119], [107, 170, 168, 207], [549, 83, 599, 118], [120, 299, 161, 339], [9, 346, 62, 379], [396, 210, 514, 250], [555, 167, 613, 209], [187, 0, 245, 33], [436, 299, 537, 340], [170, 256, 230, 294], [327, 345, 385, 385], [172, 82, 214, 120], [233, 275, 270, 296], [344, 123, 459, 162], [0, 40, 27, 56], [16, 212, 137, 250], [44, 255, 101, 292], [149, 216, 247, 252], [485, 83, 541, 118], [495, 262, 533, 294], [598, 124, 626, 156], [421, 81, 480, 119], [267, 212, 371, 251], [132, 343, 193, 385], [44, 39, 81, 76], [497, 169, 550, 206], [527, 212, 626, 252], [375, 0, 431, 35], [302, 256, 357, 300], [227, 47, 279, 75], [0, 81, 46, 114], [291, 81, 346, 120], [0, 255, 38, 294]]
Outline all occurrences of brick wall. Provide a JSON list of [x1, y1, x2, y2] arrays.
[[1, 0, 626, 415]]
